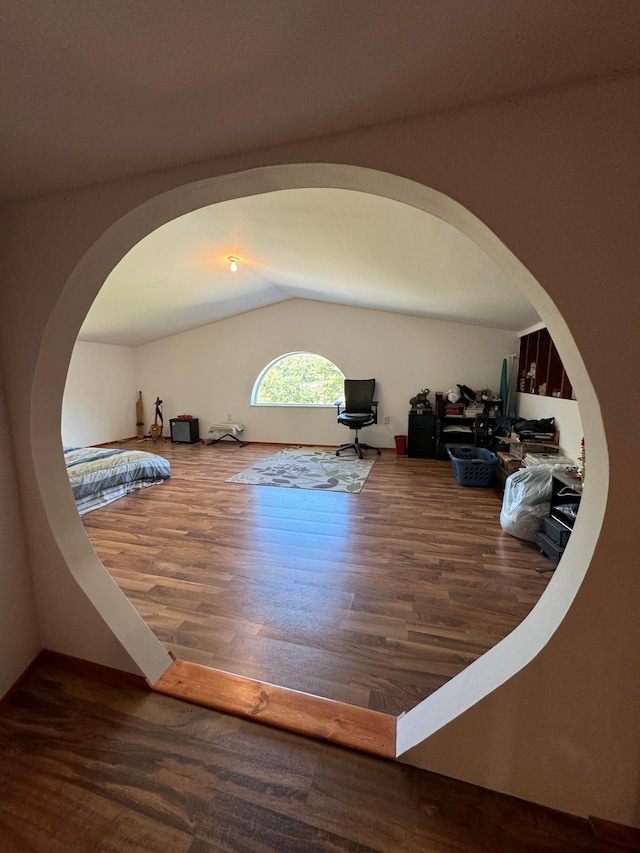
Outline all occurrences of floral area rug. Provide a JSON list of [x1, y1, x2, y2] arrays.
[[226, 447, 375, 493]]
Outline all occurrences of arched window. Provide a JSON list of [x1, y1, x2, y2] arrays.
[[252, 352, 345, 406]]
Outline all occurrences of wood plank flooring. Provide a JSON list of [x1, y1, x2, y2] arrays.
[[83, 440, 552, 716], [0, 653, 615, 853]]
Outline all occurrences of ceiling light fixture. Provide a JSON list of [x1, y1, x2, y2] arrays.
[[227, 255, 239, 272]]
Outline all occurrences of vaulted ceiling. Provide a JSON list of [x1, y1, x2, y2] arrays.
[[4, 1, 639, 344], [79, 188, 541, 346]]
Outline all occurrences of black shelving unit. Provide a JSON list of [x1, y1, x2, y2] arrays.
[[435, 401, 503, 459]]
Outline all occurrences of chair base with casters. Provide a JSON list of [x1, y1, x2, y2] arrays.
[[336, 427, 382, 460]]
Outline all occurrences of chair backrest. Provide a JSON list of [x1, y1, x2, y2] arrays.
[[343, 379, 375, 413]]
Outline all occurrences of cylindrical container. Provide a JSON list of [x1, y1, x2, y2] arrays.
[[394, 435, 407, 456]]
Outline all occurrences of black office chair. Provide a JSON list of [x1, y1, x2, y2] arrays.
[[335, 379, 382, 459]]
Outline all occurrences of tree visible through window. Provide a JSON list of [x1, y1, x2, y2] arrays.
[[252, 352, 345, 405]]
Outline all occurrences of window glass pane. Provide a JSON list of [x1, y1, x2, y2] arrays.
[[254, 352, 344, 405]]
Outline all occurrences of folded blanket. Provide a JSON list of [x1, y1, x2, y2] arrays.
[[208, 423, 244, 435]]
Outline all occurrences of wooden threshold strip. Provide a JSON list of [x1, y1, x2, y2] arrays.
[[153, 659, 396, 759]]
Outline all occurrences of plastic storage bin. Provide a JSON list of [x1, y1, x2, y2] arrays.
[[447, 446, 499, 487], [394, 434, 407, 455]]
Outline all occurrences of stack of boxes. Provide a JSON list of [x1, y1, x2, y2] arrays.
[[495, 432, 561, 486], [496, 450, 523, 485]]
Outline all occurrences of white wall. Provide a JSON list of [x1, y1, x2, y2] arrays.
[[516, 392, 583, 461], [1, 75, 639, 826], [62, 342, 137, 446], [134, 299, 518, 448], [0, 374, 41, 697]]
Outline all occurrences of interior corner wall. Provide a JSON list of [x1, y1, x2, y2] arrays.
[[1, 73, 639, 827], [515, 392, 583, 460], [133, 299, 518, 446], [62, 341, 137, 446]]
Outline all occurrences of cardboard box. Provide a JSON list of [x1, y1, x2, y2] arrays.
[[497, 452, 523, 476], [503, 436, 560, 460]]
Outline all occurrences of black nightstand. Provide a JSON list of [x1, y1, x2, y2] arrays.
[[407, 412, 436, 458]]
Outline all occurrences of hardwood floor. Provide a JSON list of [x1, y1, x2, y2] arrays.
[[83, 440, 552, 716], [0, 653, 615, 853]]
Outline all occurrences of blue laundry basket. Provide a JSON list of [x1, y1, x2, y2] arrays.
[[447, 445, 499, 487]]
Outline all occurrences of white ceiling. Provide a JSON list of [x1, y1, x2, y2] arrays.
[[79, 188, 540, 346], [4, 1, 639, 344]]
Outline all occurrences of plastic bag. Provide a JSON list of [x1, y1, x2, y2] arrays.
[[500, 465, 557, 541]]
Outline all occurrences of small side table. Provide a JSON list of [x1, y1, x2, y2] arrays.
[[169, 417, 200, 443]]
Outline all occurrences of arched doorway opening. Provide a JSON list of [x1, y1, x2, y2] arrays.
[[31, 163, 607, 754]]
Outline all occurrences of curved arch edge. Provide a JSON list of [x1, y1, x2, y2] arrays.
[[32, 161, 607, 716]]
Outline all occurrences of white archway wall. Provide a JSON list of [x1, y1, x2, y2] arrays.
[[0, 74, 637, 825], [0, 372, 41, 697]]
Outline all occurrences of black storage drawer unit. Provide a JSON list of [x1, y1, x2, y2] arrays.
[[541, 516, 571, 547], [534, 531, 564, 564], [536, 471, 582, 565], [407, 413, 436, 458], [549, 471, 583, 530], [170, 417, 200, 443]]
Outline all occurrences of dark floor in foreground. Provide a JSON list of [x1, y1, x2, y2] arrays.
[[0, 654, 617, 853]]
